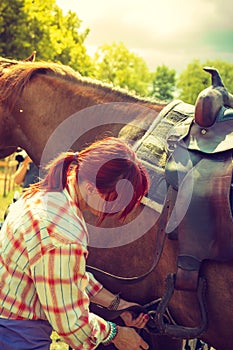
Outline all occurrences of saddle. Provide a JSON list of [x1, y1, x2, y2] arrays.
[[156, 67, 233, 338], [165, 67, 233, 289]]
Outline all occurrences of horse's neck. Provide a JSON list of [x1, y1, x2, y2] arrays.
[[16, 75, 164, 166]]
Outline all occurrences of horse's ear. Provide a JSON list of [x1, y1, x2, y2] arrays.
[[24, 51, 36, 62]]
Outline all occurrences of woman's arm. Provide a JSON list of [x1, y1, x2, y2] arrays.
[[32, 244, 110, 349], [32, 245, 148, 349]]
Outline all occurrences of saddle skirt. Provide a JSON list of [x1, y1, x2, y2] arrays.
[[165, 101, 233, 290]]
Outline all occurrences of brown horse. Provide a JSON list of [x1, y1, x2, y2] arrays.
[[0, 57, 232, 350]]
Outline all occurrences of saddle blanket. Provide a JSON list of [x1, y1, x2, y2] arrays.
[[133, 100, 194, 212]]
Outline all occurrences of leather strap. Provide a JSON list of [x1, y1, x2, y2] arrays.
[[90, 303, 147, 321]]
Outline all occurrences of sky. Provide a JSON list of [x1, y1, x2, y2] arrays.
[[56, 0, 233, 73]]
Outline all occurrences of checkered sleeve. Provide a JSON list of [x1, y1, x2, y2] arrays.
[[31, 242, 109, 349], [86, 272, 103, 298]]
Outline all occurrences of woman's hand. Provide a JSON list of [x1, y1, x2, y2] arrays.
[[112, 326, 149, 350], [120, 310, 149, 328], [90, 287, 149, 328], [118, 300, 149, 328]]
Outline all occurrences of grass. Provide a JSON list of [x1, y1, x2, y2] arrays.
[[50, 333, 69, 349], [0, 188, 20, 221]]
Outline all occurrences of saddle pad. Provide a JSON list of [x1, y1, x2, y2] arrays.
[[133, 100, 194, 212]]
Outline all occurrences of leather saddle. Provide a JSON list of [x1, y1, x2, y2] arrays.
[[155, 67, 233, 338], [165, 67, 233, 291]]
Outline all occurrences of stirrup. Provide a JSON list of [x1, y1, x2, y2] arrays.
[[155, 273, 208, 339]]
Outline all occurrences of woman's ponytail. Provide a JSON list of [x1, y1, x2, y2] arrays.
[[24, 152, 78, 196]]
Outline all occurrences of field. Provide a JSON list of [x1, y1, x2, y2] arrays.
[[0, 190, 17, 221]]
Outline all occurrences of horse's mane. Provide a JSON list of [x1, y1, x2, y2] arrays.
[[0, 58, 162, 110], [0, 59, 82, 107]]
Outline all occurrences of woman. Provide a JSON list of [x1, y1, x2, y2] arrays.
[[0, 137, 150, 350]]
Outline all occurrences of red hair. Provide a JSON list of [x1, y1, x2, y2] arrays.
[[26, 137, 150, 223]]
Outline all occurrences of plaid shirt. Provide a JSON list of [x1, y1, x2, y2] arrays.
[[0, 182, 110, 349]]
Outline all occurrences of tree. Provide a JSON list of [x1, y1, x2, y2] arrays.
[[23, 0, 94, 75], [0, 0, 94, 76], [177, 59, 233, 104], [176, 60, 207, 104], [93, 42, 151, 96], [0, 0, 29, 58], [150, 65, 176, 101], [52, 9, 94, 76]]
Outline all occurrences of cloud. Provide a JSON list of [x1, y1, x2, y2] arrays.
[[57, 0, 233, 72]]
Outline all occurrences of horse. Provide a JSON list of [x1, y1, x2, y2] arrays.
[[0, 56, 232, 350]]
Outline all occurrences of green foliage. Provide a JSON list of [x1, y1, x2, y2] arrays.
[[23, 0, 57, 58], [93, 42, 151, 96], [177, 59, 233, 104], [23, 0, 93, 75], [150, 65, 176, 101], [52, 10, 94, 76], [0, 0, 94, 75], [0, 0, 29, 58], [176, 60, 207, 104]]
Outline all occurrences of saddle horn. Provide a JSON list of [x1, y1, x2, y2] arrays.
[[203, 66, 224, 88], [195, 67, 233, 127]]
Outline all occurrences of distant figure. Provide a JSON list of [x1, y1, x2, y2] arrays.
[[14, 150, 39, 188], [2, 152, 39, 221]]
